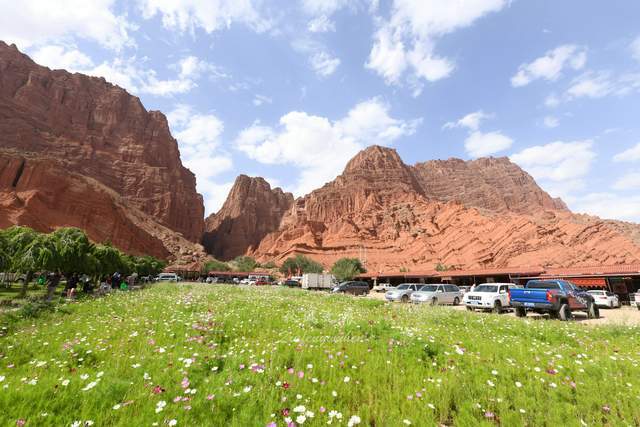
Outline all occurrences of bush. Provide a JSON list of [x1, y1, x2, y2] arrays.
[[279, 255, 323, 275], [330, 258, 366, 282], [202, 259, 230, 273], [233, 256, 258, 272]]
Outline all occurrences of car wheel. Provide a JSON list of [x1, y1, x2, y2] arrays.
[[588, 303, 600, 319], [401, 294, 409, 303], [430, 297, 438, 306], [515, 307, 526, 318], [466, 306, 473, 312], [453, 297, 460, 306], [558, 303, 572, 321], [492, 301, 502, 314]]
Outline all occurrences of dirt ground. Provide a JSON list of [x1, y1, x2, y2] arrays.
[[367, 291, 640, 326]]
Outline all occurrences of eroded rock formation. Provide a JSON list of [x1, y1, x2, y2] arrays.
[[203, 175, 294, 260], [207, 145, 640, 271], [0, 42, 205, 260]]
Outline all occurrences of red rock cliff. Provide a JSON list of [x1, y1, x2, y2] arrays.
[[203, 175, 294, 260], [208, 145, 640, 270], [0, 42, 205, 258]]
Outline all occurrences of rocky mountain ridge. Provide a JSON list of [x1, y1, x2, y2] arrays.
[[0, 41, 206, 262], [206, 145, 640, 271]]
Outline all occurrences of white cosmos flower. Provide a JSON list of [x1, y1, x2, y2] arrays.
[[347, 415, 361, 426]]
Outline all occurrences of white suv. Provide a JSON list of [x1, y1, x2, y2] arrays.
[[463, 283, 519, 313]]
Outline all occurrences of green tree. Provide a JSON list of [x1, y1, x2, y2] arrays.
[[330, 258, 366, 282], [233, 256, 258, 272], [51, 227, 94, 275], [92, 243, 128, 278], [435, 263, 450, 272], [279, 254, 323, 275], [132, 255, 166, 277], [201, 259, 230, 274], [0, 231, 9, 272], [9, 229, 60, 297], [261, 260, 278, 269]]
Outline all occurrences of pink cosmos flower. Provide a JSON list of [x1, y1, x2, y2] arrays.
[[207, 394, 215, 400], [602, 405, 611, 413], [267, 423, 277, 427], [181, 378, 190, 389], [297, 371, 304, 379], [282, 408, 290, 416], [16, 420, 26, 426], [319, 407, 326, 413], [153, 385, 165, 394], [287, 368, 294, 374]]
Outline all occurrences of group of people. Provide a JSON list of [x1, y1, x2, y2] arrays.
[[42, 271, 139, 302]]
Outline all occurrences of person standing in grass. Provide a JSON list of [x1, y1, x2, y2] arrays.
[[66, 273, 78, 298], [45, 272, 60, 302]]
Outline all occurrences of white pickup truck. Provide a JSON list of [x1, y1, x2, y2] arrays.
[[462, 283, 520, 313]]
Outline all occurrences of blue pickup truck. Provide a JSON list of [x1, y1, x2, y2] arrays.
[[509, 280, 599, 321]]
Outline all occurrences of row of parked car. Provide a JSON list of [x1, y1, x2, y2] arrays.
[[374, 280, 630, 321]]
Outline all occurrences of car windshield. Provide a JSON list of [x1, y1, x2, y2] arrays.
[[474, 285, 498, 293], [418, 285, 437, 292], [588, 290, 604, 295], [526, 281, 560, 290], [396, 284, 410, 290]]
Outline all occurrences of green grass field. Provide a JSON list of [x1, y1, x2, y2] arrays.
[[1, 284, 639, 426]]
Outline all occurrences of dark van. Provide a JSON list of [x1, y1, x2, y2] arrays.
[[332, 281, 370, 296]]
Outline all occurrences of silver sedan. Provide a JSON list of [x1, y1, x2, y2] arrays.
[[385, 284, 421, 302]]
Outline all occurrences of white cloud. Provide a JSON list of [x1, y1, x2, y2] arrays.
[[0, 0, 133, 51], [613, 143, 640, 162], [550, 71, 640, 105], [511, 44, 587, 87], [293, 39, 341, 78], [139, 0, 271, 35], [235, 98, 421, 195], [443, 110, 492, 131], [571, 193, 640, 222], [301, 0, 350, 15], [464, 131, 513, 158], [31, 44, 94, 71], [309, 51, 341, 77], [544, 93, 561, 108], [631, 36, 640, 62], [168, 104, 233, 215], [543, 116, 559, 128], [29, 45, 218, 97], [565, 71, 614, 99], [613, 172, 640, 191], [252, 94, 273, 106], [308, 15, 335, 33], [510, 140, 596, 182], [175, 55, 229, 80], [366, 0, 507, 92]]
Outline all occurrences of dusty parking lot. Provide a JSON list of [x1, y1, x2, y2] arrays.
[[367, 291, 640, 326]]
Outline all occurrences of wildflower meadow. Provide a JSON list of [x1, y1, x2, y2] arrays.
[[1, 283, 639, 426]]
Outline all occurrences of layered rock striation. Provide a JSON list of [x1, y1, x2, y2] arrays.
[[0, 41, 205, 259], [207, 145, 640, 271]]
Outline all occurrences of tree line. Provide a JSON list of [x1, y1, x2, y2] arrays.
[[0, 226, 166, 297], [201, 254, 366, 282]]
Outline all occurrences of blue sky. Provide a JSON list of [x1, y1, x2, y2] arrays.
[[2, 1, 640, 222]]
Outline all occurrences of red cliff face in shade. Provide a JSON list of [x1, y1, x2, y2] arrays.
[[203, 175, 294, 260], [207, 145, 640, 271], [0, 42, 205, 259]]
